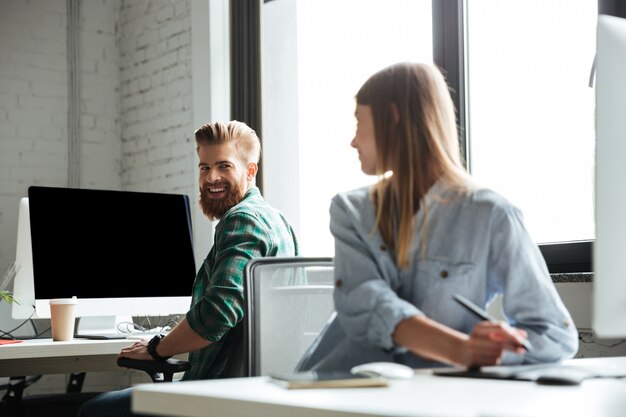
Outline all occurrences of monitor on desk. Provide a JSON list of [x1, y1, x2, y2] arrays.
[[593, 14, 626, 337], [11, 186, 196, 336]]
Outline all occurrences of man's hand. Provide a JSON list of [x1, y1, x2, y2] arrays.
[[118, 340, 153, 361]]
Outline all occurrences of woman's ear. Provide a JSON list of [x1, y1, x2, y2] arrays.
[[246, 162, 258, 181], [390, 102, 400, 125]]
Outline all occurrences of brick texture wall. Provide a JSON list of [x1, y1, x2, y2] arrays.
[[0, 0, 195, 288], [118, 0, 194, 194], [0, 0, 70, 272], [0, 0, 195, 395]]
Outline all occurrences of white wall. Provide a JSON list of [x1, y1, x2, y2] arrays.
[[80, 0, 123, 190], [0, 0, 198, 288], [0, 0, 124, 274], [0, 0, 71, 273], [0, 0, 200, 396], [118, 0, 195, 195], [261, 0, 301, 240]]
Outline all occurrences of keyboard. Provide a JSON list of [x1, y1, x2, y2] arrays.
[[75, 333, 127, 340], [125, 331, 169, 340], [75, 331, 167, 340]]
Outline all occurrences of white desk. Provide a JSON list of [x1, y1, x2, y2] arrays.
[[132, 357, 626, 417], [0, 338, 134, 377]]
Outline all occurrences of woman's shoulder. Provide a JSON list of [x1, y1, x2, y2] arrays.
[[433, 180, 518, 213], [330, 185, 377, 227], [461, 183, 521, 215], [331, 185, 372, 207], [469, 185, 509, 203]]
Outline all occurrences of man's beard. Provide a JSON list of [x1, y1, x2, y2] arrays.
[[199, 180, 246, 221]]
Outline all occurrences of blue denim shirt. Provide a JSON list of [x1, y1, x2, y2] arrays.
[[299, 181, 578, 371]]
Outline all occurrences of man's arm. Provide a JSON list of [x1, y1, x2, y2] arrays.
[[118, 318, 211, 361]]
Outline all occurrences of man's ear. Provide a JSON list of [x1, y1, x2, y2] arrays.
[[246, 162, 258, 181]]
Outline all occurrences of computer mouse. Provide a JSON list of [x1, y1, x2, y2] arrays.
[[350, 362, 415, 380], [534, 366, 591, 386]]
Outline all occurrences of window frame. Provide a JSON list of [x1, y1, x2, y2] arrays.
[[230, 0, 263, 192]]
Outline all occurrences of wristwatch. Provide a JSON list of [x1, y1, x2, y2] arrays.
[[146, 334, 172, 362]]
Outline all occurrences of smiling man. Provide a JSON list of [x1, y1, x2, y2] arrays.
[[79, 120, 299, 417]]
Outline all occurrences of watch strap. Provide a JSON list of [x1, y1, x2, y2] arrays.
[[146, 334, 172, 362]]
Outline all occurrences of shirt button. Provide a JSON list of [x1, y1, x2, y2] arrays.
[[380, 245, 387, 251], [440, 270, 449, 278], [335, 279, 343, 287], [563, 319, 571, 327]]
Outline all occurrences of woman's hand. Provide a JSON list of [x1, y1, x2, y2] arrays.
[[463, 321, 527, 367], [118, 340, 153, 361]]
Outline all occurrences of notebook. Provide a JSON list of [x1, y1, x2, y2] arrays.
[[269, 371, 389, 389]]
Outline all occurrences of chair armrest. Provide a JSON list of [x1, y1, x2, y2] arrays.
[[117, 357, 191, 382]]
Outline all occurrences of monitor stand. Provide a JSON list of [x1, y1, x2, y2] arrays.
[[75, 315, 133, 339]]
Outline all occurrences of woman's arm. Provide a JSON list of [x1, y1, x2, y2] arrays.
[[393, 315, 527, 367], [489, 205, 579, 364], [331, 193, 422, 351]]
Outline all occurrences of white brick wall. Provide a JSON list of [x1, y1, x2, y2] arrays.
[[118, 0, 194, 194], [79, 0, 123, 190], [0, 0, 196, 397], [0, 0, 195, 286], [0, 0, 69, 276]]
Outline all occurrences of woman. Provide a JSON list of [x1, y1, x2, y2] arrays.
[[299, 62, 578, 371]]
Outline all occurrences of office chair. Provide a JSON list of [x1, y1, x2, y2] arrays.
[[116, 257, 335, 379], [242, 256, 335, 376], [0, 374, 104, 417], [116, 357, 190, 382]]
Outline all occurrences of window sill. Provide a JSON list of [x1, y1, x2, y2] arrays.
[[551, 273, 593, 283]]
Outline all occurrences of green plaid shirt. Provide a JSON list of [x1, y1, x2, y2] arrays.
[[182, 187, 299, 380]]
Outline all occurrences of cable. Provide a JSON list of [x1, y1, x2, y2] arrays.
[[0, 309, 37, 339], [116, 315, 181, 335]]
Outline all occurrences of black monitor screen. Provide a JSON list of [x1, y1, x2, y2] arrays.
[[28, 186, 196, 300]]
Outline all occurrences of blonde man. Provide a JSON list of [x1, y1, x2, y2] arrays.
[[80, 121, 299, 417]]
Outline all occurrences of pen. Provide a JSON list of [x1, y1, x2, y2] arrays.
[[453, 293, 532, 351]]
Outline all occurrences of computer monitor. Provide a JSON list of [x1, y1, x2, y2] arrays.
[[12, 186, 196, 335], [593, 14, 626, 338]]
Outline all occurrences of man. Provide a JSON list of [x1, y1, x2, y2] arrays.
[[79, 120, 299, 416]]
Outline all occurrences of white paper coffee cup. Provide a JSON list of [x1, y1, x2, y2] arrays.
[[49, 296, 78, 341]]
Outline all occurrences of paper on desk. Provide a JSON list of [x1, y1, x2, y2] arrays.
[[0, 339, 23, 345]]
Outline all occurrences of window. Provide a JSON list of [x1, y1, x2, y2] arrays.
[[465, 0, 597, 245], [260, 0, 597, 269], [262, 0, 432, 255]]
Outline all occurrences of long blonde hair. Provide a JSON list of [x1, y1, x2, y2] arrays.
[[356, 62, 469, 268]]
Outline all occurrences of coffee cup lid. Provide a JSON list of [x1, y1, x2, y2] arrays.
[[49, 296, 78, 305]]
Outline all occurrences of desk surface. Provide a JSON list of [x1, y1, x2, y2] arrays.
[[0, 338, 134, 377], [132, 357, 626, 417]]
